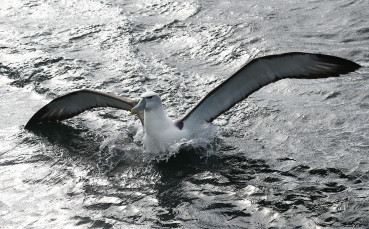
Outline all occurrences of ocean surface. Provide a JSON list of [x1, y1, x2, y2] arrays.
[[1, 0, 369, 228]]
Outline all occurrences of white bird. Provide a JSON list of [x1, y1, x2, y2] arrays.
[[25, 52, 360, 153]]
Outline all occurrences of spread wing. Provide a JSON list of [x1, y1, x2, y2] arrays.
[[25, 89, 144, 128], [176, 52, 360, 129]]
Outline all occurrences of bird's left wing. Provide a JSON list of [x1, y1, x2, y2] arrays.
[[25, 89, 144, 128], [175, 52, 360, 129]]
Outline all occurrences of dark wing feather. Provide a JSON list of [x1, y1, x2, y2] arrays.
[[25, 89, 144, 128], [176, 52, 360, 129]]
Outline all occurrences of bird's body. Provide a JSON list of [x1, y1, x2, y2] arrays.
[[25, 52, 361, 153], [143, 109, 190, 153], [140, 92, 191, 153]]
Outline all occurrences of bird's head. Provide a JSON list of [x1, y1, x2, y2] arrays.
[[131, 91, 162, 115]]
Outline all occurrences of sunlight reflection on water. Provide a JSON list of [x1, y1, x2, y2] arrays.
[[0, 0, 368, 228]]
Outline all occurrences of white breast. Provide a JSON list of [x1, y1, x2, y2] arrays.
[[143, 109, 191, 154]]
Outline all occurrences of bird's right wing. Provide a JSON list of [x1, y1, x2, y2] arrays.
[[25, 89, 144, 128], [175, 52, 360, 130]]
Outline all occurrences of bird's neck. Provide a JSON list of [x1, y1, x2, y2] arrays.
[[144, 106, 173, 134]]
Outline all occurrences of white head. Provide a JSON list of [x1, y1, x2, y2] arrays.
[[131, 91, 162, 114]]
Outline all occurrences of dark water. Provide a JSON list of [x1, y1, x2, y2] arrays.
[[1, 0, 369, 228]]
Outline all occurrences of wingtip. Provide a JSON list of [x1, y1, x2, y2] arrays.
[[24, 116, 41, 129], [353, 61, 361, 70], [24, 105, 52, 129], [24, 122, 32, 129], [24, 120, 39, 130], [317, 53, 361, 72], [344, 58, 361, 72]]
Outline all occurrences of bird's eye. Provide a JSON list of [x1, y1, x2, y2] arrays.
[[147, 96, 153, 99]]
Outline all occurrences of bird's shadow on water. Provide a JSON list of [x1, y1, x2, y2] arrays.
[[152, 145, 276, 227], [153, 144, 271, 194], [25, 122, 104, 168]]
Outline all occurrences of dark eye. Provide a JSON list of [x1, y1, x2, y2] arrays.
[[147, 96, 153, 99]]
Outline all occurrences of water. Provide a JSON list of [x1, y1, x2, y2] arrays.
[[1, 0, 369, 228]]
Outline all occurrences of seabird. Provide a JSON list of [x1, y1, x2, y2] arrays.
[[25, 52, 361, 153]]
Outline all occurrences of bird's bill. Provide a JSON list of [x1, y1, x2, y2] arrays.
[[131, 98, 146, 115]]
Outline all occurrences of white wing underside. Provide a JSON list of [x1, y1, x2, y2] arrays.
[[177, 52, 360, 129]]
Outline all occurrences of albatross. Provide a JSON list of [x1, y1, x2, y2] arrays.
[[25, 52, 361, 153]]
